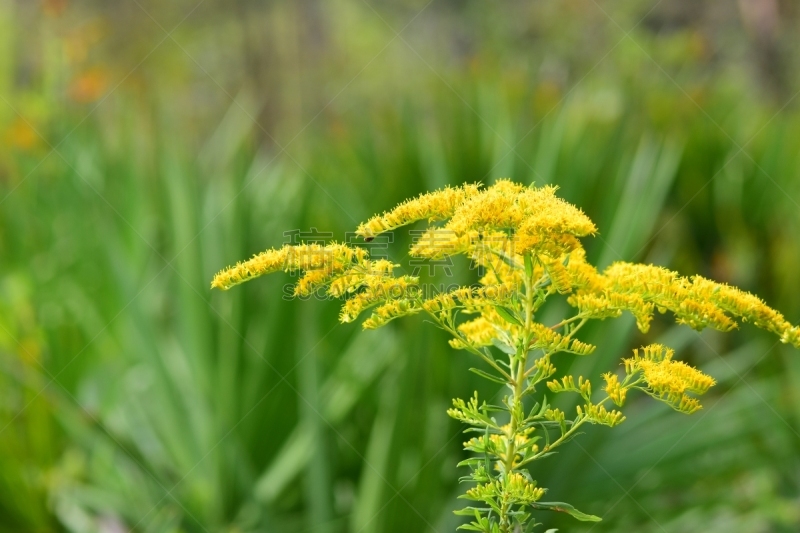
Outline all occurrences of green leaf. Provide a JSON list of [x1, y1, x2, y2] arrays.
[[494, 305, 523, 326], [529, 501, 602, 522], [496, 250, 522, 270], [453, 507, 491, 516], [558, 431, 584, 446], [537, 396, 549, 417], [524, 516, 540, 533], [517, 436, 541, 452], [491, 338, 516, 354], [469, 367, 507, 384], [483, 424, 493, 480]]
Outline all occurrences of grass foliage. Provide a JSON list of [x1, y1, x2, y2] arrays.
[[1, 1, 799, 532]]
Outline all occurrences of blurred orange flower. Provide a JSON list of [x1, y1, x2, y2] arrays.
[[68, 67, 109, 103], [42, 0, 68, 17], [5, 118, 41, 151]]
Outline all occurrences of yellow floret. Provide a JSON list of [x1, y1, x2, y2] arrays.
[[356, 183, 481, 239], [624, 344, 716, 414]]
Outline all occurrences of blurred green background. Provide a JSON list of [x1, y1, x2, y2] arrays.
[[1, 0, 799, 531]]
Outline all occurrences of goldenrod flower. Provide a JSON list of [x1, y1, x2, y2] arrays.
[[410, 227, 477, 258], [465, 473, 545, 505], [450, 306, 520, 349], [356, 183, 481, 239], [362, 298, 422, 329], [544, 408, 565, 424], [211, 243, 368, 290], [565, 248, 605, 290], [567, 293, 623, 320], [577, 403, 626, 427], [211, 246, 292, 290], [451, 315, 498, 348], [624, 344, 716, 414], [339, 275, 419, 323], [540, 255, 573, 294], [569, 338, 596, 356], [602, 372, 627, 406], [547, 375, 576, 393], [212, 180, 799, 533], [529, 322, 567, 352]]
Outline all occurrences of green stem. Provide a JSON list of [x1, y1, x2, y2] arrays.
[[530, 395, 613, 462], [498, 253, 537, 532], [548, 313, 588, 331]]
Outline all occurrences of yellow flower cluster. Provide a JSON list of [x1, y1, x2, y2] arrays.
[[356, 184, 481, 239], [324, 259, 395, 297], [464, 425, 537, 469], [450, 307, 521, 349], [562, 254, 800, 347], [465, 473, 545, 505], [211, 243, 368, 291], [362, 298, 422, 329], [213, 183, 799, 351], [339, 275, 419, 323], [494, 322, 596, 356], [451, 315, 500, 349], [624, 344, 715, 414], [211, 180, 800, 532], [690, 276, 800, 342], [544, 408, 565, 424], [361, 179, 595, 260], [420, 284, 515, 315], [567, 293, 624, 321], [504, 472, 546, 503], [446, 392, 488, 429], [474, 233, 531, 288], [530, 354, 556, 382], [211, 241, 427, 326], [211, 246, 288, 290], [576, 403, 626, 427], [540, 255, 573, 294], [547, 375, 594, 398], [410, 227, 476, 259], [602, 372, 627, 406]]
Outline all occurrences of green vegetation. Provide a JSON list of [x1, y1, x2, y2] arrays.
[[1, 1, 799, 532]]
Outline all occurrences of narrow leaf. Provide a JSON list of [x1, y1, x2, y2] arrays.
[[491, 338, 516, 354], [529, 501, 601, 522], [469, 367, 507, 384], [537, 396, 549, 417], [494, 306, 522, 327]]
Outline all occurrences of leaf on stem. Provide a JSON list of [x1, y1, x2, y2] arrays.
[[494, 305, 523, 327], [491, 338, 516, 354], [469, 367, 508, 384], [529, 501, 602, 522]]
